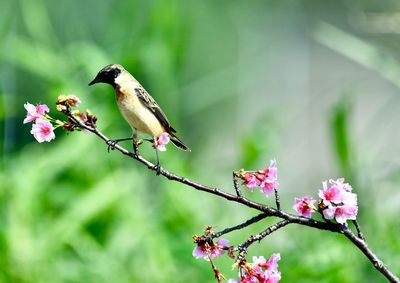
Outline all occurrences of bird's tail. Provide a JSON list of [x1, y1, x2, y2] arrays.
[[170, 133, 191, 151]]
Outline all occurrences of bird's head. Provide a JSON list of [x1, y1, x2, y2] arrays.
[[88, 64, 124, 88]]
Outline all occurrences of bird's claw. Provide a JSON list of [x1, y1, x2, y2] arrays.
[[153, 163, 161, 175], [107, 140, 118, 153]]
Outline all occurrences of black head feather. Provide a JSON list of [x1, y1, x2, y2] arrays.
[[89, 64, 123, 88]]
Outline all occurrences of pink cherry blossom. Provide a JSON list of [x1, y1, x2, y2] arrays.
[[318, 181, 343, 205], [293, 197, 316, 218], [255, 253, 281, 273], [319, 178, 358, 224], [155, 133, 170, 151], [252, 256, 268, 266], [192, 238, 229, 261], [329, 178, 353, 192], [322, 205, 337, 220], [334, 205, 358, 224], [324, 204, 358, 224], [23, 102, 49, 124], [243, 173, 260, 191], [216, 238, 229, 247], [30, 118, 55, 143], [239, 160, 279, 197], [259, 160, 279, 196], [263, 270, 282, 283]]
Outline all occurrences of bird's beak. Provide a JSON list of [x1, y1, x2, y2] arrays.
[[88, 77, 100, 86]]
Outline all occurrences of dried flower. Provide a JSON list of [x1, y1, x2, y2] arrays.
[[56, 94, 81, 108], [239, 160, 279, 197], [229, 253, 281, 283], [192, 237, 229, 261]]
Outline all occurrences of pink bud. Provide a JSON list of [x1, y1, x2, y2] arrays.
[[243, 173, 260, 191]]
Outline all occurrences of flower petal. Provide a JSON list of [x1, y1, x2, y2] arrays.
[[192, 246, 206, 259], [30, 118, 55, 143]]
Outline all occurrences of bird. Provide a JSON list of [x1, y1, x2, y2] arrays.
[[88, 64, 190, 174]]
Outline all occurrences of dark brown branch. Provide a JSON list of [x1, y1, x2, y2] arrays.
[[344, 229, 398, 283], [66, 111, 399, 283], [68, 112, 341, 233]]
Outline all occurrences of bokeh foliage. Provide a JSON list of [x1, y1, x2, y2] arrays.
[[1, 0, 400, 282]]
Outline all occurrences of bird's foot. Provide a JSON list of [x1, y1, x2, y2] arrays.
[[106, 137, 133, 153], [153, 163, 161, 175], [133, 139, 143, 149], [107, 140, 118, 153]]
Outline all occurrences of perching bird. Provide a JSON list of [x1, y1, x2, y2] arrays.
[[88, 64, 190, 173]]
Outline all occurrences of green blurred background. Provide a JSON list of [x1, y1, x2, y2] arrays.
[[1, 0, 400, 282]]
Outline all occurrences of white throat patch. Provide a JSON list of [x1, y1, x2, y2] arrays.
[[114, 74, 123, 85]]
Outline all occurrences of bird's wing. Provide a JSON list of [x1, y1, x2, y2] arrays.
[[134, 87, 177, 133]]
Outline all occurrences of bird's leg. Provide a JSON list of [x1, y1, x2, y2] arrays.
[[133, 137, 161, 174], [153, 146, 161, 175], [145, 137, 162, 175], [132, 130, 140, 156], [107, 137, 133, 153]]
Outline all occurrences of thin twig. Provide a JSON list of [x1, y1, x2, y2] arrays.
[[274, 189, 281, 210], [210, 213, 269, 239], [232, 171, 243, 198], [352, 219, 365, 241], [236, 220, 290, 260], [209, 259, 224, 283]]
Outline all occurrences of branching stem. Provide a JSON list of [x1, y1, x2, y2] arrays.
[[236, 220, 290, 260], [66, 110, 399, 283]]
